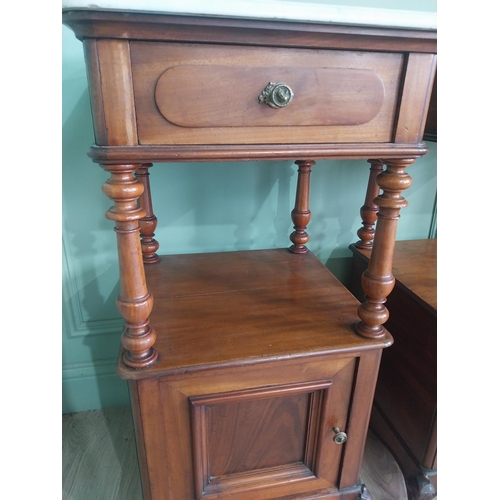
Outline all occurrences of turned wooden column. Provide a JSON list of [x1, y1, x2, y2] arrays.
[[101, 163, 158, 369], [136, 163, 160, 264], [356, 158, 414, 339], [355, 159, 383, 249], [289, 160, 315, 254]]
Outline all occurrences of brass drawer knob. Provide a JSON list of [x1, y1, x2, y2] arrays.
[[258, 82, 294, 108], [332, 427, 348, 445]]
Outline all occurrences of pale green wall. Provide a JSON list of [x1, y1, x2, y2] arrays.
[[62, 18, 437, 413]]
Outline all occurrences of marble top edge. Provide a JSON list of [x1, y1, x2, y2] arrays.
[[61, 1, 437, 31]]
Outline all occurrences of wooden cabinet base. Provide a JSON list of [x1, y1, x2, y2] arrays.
[[121, 249, 386, 500], [128, 358, 378, 500]]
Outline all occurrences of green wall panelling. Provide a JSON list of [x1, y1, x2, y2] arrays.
[[62, 23, 437, 413]]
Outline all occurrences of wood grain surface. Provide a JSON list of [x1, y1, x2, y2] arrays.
[[117, 249, 390, 380], [131, 42, 402, 145]]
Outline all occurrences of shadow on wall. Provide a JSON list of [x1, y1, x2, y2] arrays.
[[62, 88, 127, 413]]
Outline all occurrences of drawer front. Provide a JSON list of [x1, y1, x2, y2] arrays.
[[131, 42, 404, 145]]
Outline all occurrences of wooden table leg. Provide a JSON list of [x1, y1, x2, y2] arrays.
[[136, 163, 160, 264], [355, 159, 383, 250], [356, 158, 414, 340], [101, 163, 158, 369], [289, 160, 315, 254]]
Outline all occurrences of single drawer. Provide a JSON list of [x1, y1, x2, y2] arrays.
[[131, 42, 404, 145]]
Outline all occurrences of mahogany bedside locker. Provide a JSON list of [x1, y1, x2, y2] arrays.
[[348, 74, 437, 499], [63, 4, 436, 499], [349, 239, 437, 500]]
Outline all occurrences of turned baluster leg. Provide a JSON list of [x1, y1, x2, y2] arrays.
[[289, 160, 315, 254], [136, 163, 160, 264], [356, 158, 414, 339], [101, 163, 158, 369], [355, 159, 384, 249]]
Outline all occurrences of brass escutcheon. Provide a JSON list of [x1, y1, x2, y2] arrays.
[[258, 82, 294, 108]]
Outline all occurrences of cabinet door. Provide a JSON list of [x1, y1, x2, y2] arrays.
[[132, 355, 360, 500]]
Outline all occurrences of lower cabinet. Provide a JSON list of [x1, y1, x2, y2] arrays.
[[129, 350, 382, 500]]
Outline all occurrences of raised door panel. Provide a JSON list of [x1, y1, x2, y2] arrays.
[[191, 381, 329, 498], [134, 355, 359, 500], [155, 66, 385, 128]]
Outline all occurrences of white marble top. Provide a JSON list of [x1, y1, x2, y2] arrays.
[[61, 0, 437, 30]]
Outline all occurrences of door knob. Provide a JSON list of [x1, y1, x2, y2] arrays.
[[332, 427, 347, 444]]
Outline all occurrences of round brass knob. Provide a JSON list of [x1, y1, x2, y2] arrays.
[[332, 427, 347, 445], [258, 82, 294, 108]]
